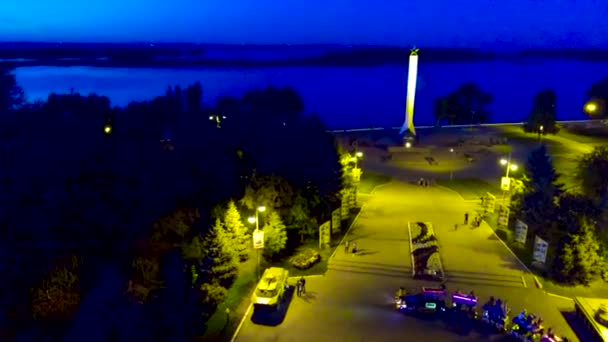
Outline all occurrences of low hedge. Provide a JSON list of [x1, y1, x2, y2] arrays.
[[290, 249, 321, 270]]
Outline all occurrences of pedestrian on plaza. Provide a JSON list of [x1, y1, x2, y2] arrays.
[[344, 240, 350, 254], [464, 212, 469, 225], [454, 223, 458, 231], [299, 276, 306, 295], [352, 242, 358, 255], [296, 278, 302, 296]]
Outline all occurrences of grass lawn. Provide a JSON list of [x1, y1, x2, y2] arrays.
[[437, 178, 501, 200], [358, 172, 391, 194]]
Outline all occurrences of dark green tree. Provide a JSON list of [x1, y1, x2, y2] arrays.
[[240, 175, 294, 213], [516, 145, 563, 239], [586, 77, 608, 118], [577, 146, 608, 204], [224, 200, 250, 261], [262, 212, 288, 259], [285, 192, 318, 243], [0, 67, 25, 113], [200, 219, 238, 287], [433, 82, 493, 125], [524, 89, 558, 134]]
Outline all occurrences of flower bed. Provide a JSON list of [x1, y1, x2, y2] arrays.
[[410, 222, 444, 281], [290, 249, 321, 270]]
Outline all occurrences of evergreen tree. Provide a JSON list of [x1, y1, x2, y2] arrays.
[[0, 67, 25, 113], [552, 236, 575, 283], [519, 145, 563, 238], [262, 212, 288, 259], [200, 219, 238, 287], [577, 146, 608, 204], [524, 145, 563, 194], [524, 89, 558, 133], [224, 200, 250, 261], [572, 218, 603, 285]]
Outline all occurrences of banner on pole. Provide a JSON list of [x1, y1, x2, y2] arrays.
[[331, 208, 341, 234], [485, 192, 496, 214], [501, 177, 511, 191], [514, 220, 528, 245], [352, 167, 362, 183], [319, 221, 331, 249], [497, 205, 509, 229], [533, 236, 549, 265], [252, 230, 264, 249], [341, 189, 350, 220]]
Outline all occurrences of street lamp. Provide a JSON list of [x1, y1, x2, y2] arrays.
[[350, 152, 363, 206], [499, 153, 518, 203], [103, 124, 112, 135], [449, 148, 455, 180], [249, 206, 266, 281], [405, 142, 412, 148], [585, 101, 598, 114], [538, 125, 544, 144], [209, 115, 227, 128]]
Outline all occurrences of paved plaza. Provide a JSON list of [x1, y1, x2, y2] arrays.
[[233, 182, 578, 342]]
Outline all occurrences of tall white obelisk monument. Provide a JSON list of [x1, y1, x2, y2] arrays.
[[400, 48, 419, 137]]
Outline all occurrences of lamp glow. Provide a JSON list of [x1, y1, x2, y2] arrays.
[[510, 164, 518, 171], [248, 216, 256, 224], [103, 124, 112, 134], [257, 206, 266, 212], [585, 102, 598, 113], [500, 159, 508, 165], [405, 142, 412, 148], [356, 151, 363, 158]]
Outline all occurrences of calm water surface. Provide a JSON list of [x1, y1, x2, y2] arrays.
[[15, 60, 607, 129]]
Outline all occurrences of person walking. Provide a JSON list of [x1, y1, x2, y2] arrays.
[[344, 240, 350, 254], [464, 212, 469, 225], [352, 242, 358, 255], [300, 276, 306, 295], [454, 223, 458, 231], [296, 278, 303, 296]]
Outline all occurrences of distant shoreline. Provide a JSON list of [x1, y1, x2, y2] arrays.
[[2, 43, 608, 68]]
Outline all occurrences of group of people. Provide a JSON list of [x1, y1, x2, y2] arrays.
[[296, 276, 306, 297], [418, 178, 430, 187], [458, 212, 481, 230], [344, 240, 358, 255]]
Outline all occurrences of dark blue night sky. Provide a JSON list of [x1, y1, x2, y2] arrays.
[[2, 0, 607, 47]]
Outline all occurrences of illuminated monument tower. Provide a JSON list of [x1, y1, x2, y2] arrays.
[[400, 47, 419, 138]]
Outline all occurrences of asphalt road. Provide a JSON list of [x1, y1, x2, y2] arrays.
[[233, 182, 579, 342]]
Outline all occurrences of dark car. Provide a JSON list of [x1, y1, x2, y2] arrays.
[[399, 292, 448, 315]]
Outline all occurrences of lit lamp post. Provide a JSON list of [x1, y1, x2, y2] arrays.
[[585, 101, 598, 114], [248, 205, 266, 281], [499, 154, 518, 204], [538, 125, 544, 144], [405, 141, 412, 149], [449, 148, 455, 180], [350, 152, 363, 206], [209, 114, 227, 128]]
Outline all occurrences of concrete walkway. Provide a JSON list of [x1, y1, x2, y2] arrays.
[[234, 181, 578, 342]]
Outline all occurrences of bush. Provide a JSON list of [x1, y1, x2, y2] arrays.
[[290, 249, 321, 270]]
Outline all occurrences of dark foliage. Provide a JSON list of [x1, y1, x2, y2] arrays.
[[433, 82, 493, 126], [524, 89, 558, 134], [0, 71, 341, 339]]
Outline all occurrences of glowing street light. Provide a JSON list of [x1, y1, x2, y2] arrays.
[[249, 205, 266, 280], [499, 152, 518, 204], [449, 148, 455, 180], [209, 114, 227, 128], [103, 124, 112, 135], [585, 102, 598, 114], [405, 142, 412, 148]]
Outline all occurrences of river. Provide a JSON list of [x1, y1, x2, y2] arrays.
[[14, 60, 607, 130]]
